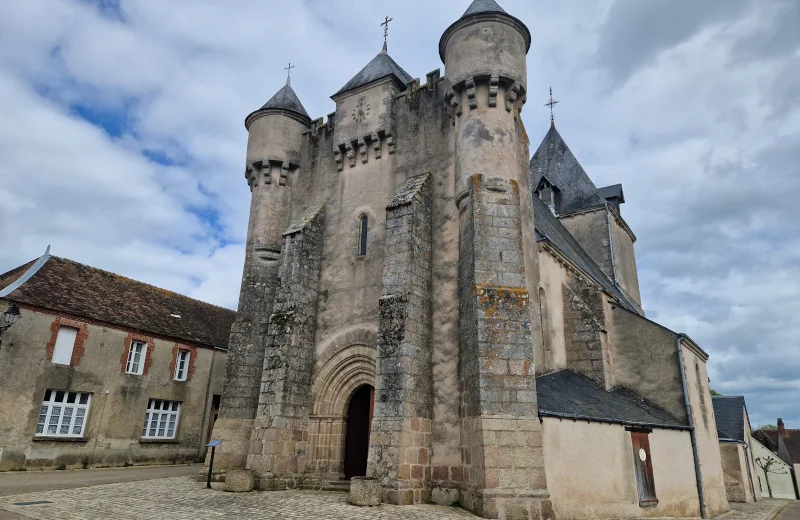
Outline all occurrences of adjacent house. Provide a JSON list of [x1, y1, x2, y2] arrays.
[[711, 396, 758, 503], [0, 251, 234, 470], [754, 419, 800, 500]]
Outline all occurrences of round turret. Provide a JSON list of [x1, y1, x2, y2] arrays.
[[244, 81, 310, 172], [439, 0, 531, 91], [241, 81, 311, 252], [440, 0, 532, 186]]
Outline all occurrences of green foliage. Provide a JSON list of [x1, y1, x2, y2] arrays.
[[123, 462, 133, 467], [760, 424, 778, 430], [710, 389, 723, 396], [8, 467, 27, 472], [55, 464, 67, 471]]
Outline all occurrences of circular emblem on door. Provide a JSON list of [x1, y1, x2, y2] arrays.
[[639, 448, 647, 462]]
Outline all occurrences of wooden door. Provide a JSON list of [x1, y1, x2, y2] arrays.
[[631, 431, 658, 507]]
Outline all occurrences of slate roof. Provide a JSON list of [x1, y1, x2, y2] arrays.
[[462, 0, 507, 16], [537, 370, 687, 429], [598, 184, 625, 203], [258, 83, 310, 121], [0, 255, 236, 348], [532, 195, 637, 312], [712, 396, 747, 442], [530, 124, 606, 215], [333, 50, 414, 98]]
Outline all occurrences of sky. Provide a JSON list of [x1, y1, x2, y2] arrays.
[[0, 0, 798, 428]]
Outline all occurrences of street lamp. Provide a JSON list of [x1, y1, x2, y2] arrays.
[[0, 303, 21, 349]]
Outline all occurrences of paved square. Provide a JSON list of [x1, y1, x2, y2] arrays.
[[0, 475, 794, 520], [0, 476, 477, 519]]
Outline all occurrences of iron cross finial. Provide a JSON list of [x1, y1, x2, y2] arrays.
[[284, 62, 295, 85], [381, 16, 393, 51], [544, 86, 559, 125]]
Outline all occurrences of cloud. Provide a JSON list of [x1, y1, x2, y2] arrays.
[[0, 0, 797, 427]]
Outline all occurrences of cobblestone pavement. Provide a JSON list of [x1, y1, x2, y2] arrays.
[[0, 476, 478, 519], [1, 476, 795, 520], [724, 498, 794, 520]]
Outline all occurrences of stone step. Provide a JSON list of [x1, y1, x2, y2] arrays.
[[320, 480, 351, 493]]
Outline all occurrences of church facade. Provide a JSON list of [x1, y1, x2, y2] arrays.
[[210, 1, 729, 518]]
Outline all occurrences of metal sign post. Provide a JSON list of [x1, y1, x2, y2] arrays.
[[206, 440, 222, 489]]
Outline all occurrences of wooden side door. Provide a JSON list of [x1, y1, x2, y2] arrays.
[[631, 431, 658, 507]]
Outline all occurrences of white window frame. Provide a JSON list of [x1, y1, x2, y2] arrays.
[[141, 399, 180, 440], [174, 350, 190, 381], [125, 340, 147, 375], [52, 326, 78, 365], [36, 390, 91, 438]]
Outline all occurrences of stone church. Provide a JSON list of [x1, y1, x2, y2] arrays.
[[210, 1, 730, 518]]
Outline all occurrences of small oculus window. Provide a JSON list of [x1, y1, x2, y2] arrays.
[[142, 399, 180, 440], [36, 390, 91, 438]]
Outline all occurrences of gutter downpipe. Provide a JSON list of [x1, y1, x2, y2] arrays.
[[605, 203, 618, 286], [677, 334, 707, 519]]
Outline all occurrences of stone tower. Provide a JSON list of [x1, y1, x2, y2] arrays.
[[441, 1, 551, 518], [211, 79, 311, 469], [211, 1, 553, 518]]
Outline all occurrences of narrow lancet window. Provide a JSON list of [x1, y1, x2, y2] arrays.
[[359, 215, 368, 256]]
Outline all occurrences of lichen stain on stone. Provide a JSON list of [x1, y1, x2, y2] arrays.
[[462, 118, 493, 147], [476, 284, 529, 318]]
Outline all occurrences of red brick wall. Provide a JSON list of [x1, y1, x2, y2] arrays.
[[45, 317, 89, 366], [119, 332, 155, 375], [168, 343, 198, 382]]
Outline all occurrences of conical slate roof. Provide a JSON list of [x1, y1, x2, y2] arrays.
[[259, 83, 310, 121], [462, 0, 507, 17], [439, 0, 531, 62], [333, 50, 414, 98], [530, 124, 605, 215]]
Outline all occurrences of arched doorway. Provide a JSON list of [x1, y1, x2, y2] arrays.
[[343, 384, 374, 479]]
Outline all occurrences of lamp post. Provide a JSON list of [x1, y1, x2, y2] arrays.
[[0, 303, 21, 349]]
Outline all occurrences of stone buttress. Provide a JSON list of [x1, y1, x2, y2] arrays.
[[210, 81, 311, 470], [369, 173, 434, 504], [248, 204, 325, 488]]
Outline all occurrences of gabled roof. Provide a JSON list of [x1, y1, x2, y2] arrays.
[[257, 82, 310, 121], [530, 124, 606, 215], [532, 195, 637, 312], [537, 370, 686, 430], [598, 183, 625, 204], [712, 396, 748, 442], [0, 255, 236, 348], [333, 50, 413, 98]]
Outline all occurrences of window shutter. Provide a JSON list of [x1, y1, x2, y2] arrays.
[[52, 327, 78, 365], [631, 431, 658, 506]]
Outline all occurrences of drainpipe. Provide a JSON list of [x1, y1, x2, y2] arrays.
[[604, 203, 618, 286], [677, 334, 707, 519]]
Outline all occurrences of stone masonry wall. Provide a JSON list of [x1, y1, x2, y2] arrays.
[[562, 271, 608, 386], [212, 244, 281, 469], [248, 205, 325, 489], [369, 174, 433, 505], [457, 175, 553, 520]]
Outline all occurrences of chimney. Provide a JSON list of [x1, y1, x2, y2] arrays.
[[778, 418, 786, 436]]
